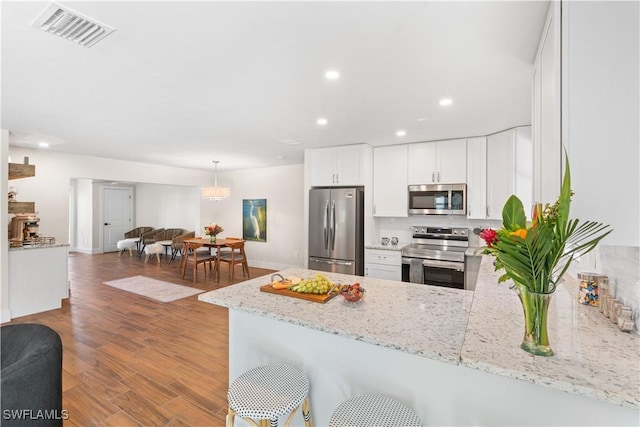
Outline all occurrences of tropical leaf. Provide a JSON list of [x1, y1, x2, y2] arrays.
[[502, 195, 527, 231]]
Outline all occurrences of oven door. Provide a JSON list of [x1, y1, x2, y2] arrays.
[[402, 258, 465, 289]]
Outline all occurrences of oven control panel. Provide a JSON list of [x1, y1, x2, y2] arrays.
[[411, 226, 468, 239]]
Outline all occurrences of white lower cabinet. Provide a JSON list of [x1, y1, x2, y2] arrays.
[[365, 249, 402, 281]]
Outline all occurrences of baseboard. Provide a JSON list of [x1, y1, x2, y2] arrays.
[[73, 248, 101, 255]]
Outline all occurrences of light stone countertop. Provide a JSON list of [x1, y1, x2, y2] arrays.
[[461, 256, 640, 409], [199, 260, 640, 410], [9, 243, 70, 251], [365, 243, 408, 251], [199, 268, 474, 365]]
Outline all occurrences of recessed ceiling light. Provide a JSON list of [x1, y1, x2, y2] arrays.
[[325, 70, 340, 80], [317, 118, 328, 126], [396, 130, 406, 137], [439, 98, 453, 106], [38, 142, 50, 147], [417, 118, 427, 122]]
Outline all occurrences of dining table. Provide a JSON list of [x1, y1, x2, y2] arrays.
[[183, 237, 236, 282]]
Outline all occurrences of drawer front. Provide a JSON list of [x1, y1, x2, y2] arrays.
[[365, 263, 402, 281], [365, 249, 401, 266]]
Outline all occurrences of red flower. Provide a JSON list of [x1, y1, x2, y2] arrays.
[[480, 228, 498, 247]]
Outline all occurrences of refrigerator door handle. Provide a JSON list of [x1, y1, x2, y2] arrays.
[[331, 200, 336, 251], [323, 200, 329, 250], [309, 257, 353, 266]]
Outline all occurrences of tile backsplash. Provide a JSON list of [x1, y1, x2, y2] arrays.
[[570, 245, 640, 335]]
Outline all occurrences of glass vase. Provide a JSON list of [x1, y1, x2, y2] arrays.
[[515, 283, 554, 356], [210, 234, 216, 243]]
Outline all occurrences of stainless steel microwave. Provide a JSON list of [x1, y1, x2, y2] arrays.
[[408, 184, 467, 215]]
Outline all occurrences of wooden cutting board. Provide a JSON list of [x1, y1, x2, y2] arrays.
[[259, 284, 340, 303]]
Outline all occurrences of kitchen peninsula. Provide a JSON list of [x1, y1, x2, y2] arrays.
[[199, 257, 639, 426], [8, 243, 69, 318]]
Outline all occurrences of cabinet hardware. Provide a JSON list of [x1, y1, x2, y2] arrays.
[[431, 172, 435, 182], [437, 171, 440, 182]]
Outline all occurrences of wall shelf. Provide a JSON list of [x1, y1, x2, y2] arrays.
[[8, 202, 35, 214], [8, 163, 36, 180], [8, 163, 36, 214]]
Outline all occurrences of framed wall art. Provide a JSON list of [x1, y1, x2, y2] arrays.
[[242, 199, 267, 242]]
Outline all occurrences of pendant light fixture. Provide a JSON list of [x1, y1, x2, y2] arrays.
[[202, 160, 230, 201]]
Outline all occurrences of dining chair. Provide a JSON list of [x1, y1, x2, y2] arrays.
[[218, 239, 250, 282], [180, 240, 216, 284], [171, 231, 195, 263]]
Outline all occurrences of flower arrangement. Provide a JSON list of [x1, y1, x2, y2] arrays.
[[479, 156, 611, 356], [480, 156, 611, 294], [204, 223, 223, 236]]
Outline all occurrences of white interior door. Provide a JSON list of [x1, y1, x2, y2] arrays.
[[103, 187, 133, 253]]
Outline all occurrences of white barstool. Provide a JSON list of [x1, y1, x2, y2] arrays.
[[116, 237, 139, 257], [227, 363, 312, 427], [329, 394, 423, 427]]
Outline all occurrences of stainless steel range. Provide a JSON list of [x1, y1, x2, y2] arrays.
[[401, 226, 468, 289]]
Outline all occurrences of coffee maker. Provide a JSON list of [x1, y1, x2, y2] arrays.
[[9, 214, 40, 241]]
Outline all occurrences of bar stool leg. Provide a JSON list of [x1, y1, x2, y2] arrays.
[[226, 408, 236, 427], [302, 398, 312, 427]]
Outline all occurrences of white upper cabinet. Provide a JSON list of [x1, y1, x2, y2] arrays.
[[308, 145, 367, 186], [486, 127, 532, 220], [466, 136, 487, 219], [407, 142, 436, 184], [532, 2, 561, 205], [407, 139, 467, 185], [373, 145, 408, 217]]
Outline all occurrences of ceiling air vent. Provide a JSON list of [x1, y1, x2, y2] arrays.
[[31, 3, 115, 48]]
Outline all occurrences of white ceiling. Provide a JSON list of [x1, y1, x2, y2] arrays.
[[1, 1, 549, 172]]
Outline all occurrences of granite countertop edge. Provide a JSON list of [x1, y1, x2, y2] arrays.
[[365, 243, 408, 251], [9, 243, 70, 251]]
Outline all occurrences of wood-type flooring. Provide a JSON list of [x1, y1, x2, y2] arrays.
[[4, 251, 275, 426]]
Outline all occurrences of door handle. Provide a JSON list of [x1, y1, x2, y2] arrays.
[[104, 223, 111, 226], [324, 201, 329, 250], [330, 201, 336, 251]]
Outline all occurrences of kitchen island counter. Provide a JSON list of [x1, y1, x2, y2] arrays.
[[200, 268, 473, 365], [199, 263, 639, 426]]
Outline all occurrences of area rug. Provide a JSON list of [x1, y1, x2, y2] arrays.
[[102, 275, 202, 302]]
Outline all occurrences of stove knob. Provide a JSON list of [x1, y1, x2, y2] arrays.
[[452, 230, 458, 235]]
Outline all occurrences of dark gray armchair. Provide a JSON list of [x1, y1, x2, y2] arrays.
[[1, 324, 63, 426]]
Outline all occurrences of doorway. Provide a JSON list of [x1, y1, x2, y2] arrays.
[[102, 187, 133, 253]]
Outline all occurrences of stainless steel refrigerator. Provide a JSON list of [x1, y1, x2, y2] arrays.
[[308, 187, 364, 276]]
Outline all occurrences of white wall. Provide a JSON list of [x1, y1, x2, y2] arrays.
[[201, 164, 305, 271], [563, 0, 639, 247], [136, 183, 199, 232], [1, 130, 10, 322], [75, 179, 94, 253]]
